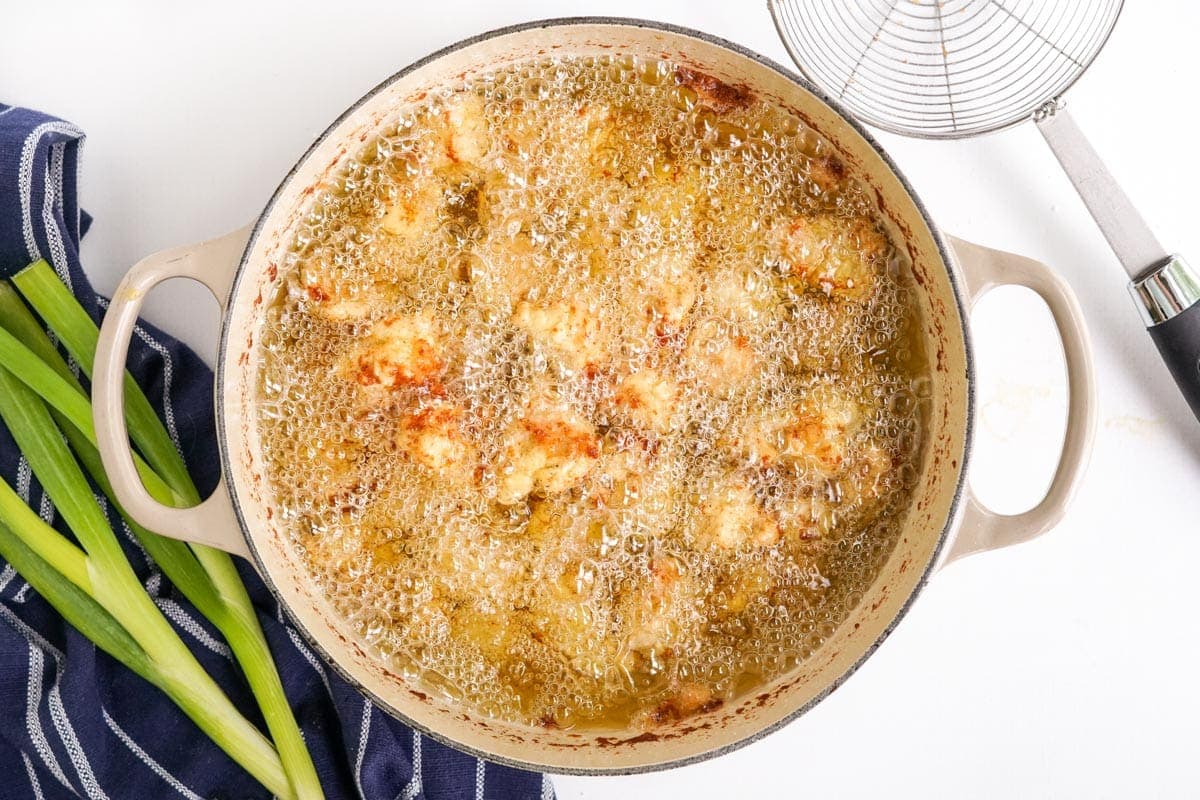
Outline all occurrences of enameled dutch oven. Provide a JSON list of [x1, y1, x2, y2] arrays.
[[92, 18, 1096, 775]]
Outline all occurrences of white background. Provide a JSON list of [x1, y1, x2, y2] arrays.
[[4, 2, 1199, 798]]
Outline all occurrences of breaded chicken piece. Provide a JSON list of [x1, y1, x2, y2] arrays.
[[620, 162, 704, 329], [395, 401, 476, 475], [714, 561, 774, 617], [776, 490, 836, 542], [631, 163, 702, 240], [684, 323, 758, 397], [294, 262, 380, 322], [525, 556, 621, 684], [448, 605, 520, 672], [648, 271, 700, 328], [622, 554, 698, 677], [291, 433, 366, 511], [342, 310, 446, 391], [699, 478, 780, 549], [704, 267, 779, 323], [496, 407, 601, 504], [513, 295, 608, 372], [614, 369, 680, 434], [842, 441, 894, 509], [298, 519, 365, 585], [381, 179, 442, 241], [725, 382, 863, 476], [380, 93, 487, 243], [523, 495, 571, 543], [718, 410, 787, 467], [435, 91, 489, 168], [561, 102, 618, 178], [674, 67, 753, 114], [581, 433, 664, 511], [785, 382, 863, 476], [639, 681, 723, 728], [778, 214, 888, 302], [633, 250, 699, 330], [806, 153, 848, 195], [468, 217, 541, 309], [381, 93, 489, 243], [428, 518, 525, 605]]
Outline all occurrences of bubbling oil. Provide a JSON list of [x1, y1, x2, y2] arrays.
[[257, 55, 931, 730]]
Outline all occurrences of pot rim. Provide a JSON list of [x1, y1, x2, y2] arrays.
[[215, 16, 975, 775]]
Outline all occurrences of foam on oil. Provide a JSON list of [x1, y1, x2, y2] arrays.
[[256, 55, 931, 730]]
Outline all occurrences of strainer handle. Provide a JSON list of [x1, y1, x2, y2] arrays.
[[1038, 107, 1200, 421], [1035, 106, 1165, 275], [943, 236, 1097, 565], [93, 226, 253, 560]]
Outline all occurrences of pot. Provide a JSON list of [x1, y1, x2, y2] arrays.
[[91, 18, 1096, 774]]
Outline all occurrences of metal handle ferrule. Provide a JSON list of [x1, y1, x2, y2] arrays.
[[1130, 255, 1200, 326]]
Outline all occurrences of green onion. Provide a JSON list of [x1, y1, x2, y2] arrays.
[[0, 520, 157, 686], [0, 470, 90, 593], [0, 279, 323, 799], [0, 321, 183, 505], [14, 262, 196, 501], [0, 285, 225, 617], [0, 363, 294, 799], [7, 271, 324, 800], [0, 518, 295, 791]]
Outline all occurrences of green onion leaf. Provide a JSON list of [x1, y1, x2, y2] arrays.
[[0, 279, 323, 799], [14, 261, 199, 503]]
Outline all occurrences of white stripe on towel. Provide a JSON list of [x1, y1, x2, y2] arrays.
[[354, 698, 372, 800], [37, 491, 55, 526], [0, 603, 75, 793], [22, 751, 46, 800], [49, 685, 109, 800], [19, 120, 83, 277], [9, 460, 43, 604], [17, 457, 32, 502], [12, 590, 109, 799], [42, 145, 72, 287], [103, 708, 204, 800], [0, 565, 17, 596], [278, 606, 334, 699], [152, 598, 231, 659], [115, 514, 154, 575], [400, 730, 422, 800]]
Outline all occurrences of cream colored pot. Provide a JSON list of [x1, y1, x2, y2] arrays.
[[91, 18, 1096, 774]]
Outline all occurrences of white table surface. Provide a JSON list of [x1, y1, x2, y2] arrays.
[[4, 2, 1199, 798]]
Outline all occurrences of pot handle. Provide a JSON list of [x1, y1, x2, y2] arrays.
[[93, 226, 253, 560], [942, 235, 1097, 565]]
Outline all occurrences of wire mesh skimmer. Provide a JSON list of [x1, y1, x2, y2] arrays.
[[769, 0, 1200, 420], [768, 0, 1122, 139]]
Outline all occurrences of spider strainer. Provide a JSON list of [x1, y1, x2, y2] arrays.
[[770, 0, 1200, 421], [768, 0, 1121, 139]]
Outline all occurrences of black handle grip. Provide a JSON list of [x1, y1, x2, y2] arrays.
[[1147, 300, 1200, 419]]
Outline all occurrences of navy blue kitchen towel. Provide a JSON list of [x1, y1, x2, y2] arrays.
[[0, 104, 553, 800]]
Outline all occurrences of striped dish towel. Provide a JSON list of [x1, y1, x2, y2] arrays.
[[0, 104, 553, 800]]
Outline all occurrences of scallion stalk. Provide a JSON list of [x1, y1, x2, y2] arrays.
[[0, 517, 300, 800], [0, 367, 294, 799], [0, 323, 183, 505], [0, 520, 156, 685], [1, 285, 227, 613], [0, 277, 323, 800], [14, 262, 196, 500]]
